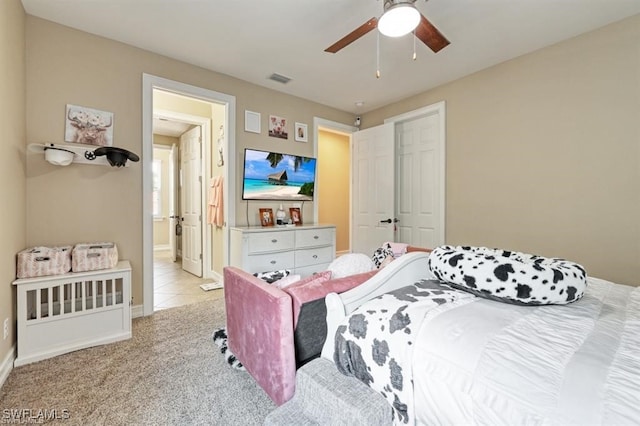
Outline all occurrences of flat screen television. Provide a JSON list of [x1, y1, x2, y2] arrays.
[[241, 148, 317, 201]]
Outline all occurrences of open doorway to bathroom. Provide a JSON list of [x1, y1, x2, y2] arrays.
[[142, 76, 236, 316]]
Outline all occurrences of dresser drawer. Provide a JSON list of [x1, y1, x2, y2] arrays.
[[247, 231, 295, 254], [245, 251, 295, 273], [296, 228, 334, 248], [295, 245, 335, 268]]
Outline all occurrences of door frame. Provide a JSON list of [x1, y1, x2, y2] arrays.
[[313, 117, 358, 252], [142, 74, 236, 317], [384, 101, 446, 246]]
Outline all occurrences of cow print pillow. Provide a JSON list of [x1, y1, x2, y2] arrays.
[[371, 243, 394, 268], [253, 269, 291, 284], [427, 245, 587, 305]]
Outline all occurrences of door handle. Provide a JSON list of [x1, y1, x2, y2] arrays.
[[380, 218, 392, 224], [393, 218, 399, 223]]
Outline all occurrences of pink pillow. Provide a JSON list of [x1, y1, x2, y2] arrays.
[[274, 274, 302, 289], [284, 270, 332, 292]]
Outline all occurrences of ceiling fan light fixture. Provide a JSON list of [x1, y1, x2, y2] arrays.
[[378, 1, 420, 38]]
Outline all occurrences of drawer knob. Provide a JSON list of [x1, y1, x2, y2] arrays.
[[271, 239, 278, 243], [313, 235, 319, 239], [270, 260, 276, 265], [313, 255, 318, 259]]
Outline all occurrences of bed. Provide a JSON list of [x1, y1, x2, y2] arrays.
[[320, 249, 640, 425]]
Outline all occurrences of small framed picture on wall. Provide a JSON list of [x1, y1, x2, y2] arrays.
[[259, 208, 274, 227], [289, 207, 302, 225], [295, 122, 308, 142]]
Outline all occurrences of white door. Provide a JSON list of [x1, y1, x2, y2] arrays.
[[168, 143, 178, 262], [180, 126, 203, 277], [351, 123, 395, 255], [395, 111, 444, 248]]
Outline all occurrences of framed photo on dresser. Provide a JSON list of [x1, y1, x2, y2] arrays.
[[259, 208, 274, 227], [289, 207, 302, 225]]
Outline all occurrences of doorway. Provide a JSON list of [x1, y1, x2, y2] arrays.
[[314, 102, 446, 257], [313, 118, 358, 254], [142, 74, 236, 317]]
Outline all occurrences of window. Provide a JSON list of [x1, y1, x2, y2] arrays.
[[152, 158, 162, 218]]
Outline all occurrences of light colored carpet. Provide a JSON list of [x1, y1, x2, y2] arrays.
[[0, 298, 276, 425]]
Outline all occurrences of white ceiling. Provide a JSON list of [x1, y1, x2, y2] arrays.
[[152, 117, 193, 138], [21, 0, 640, 114]]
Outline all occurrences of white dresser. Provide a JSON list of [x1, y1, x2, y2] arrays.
[[230, 224, 336, 277]]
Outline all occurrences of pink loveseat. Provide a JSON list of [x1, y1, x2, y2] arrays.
[[223, 267, 377, 405]]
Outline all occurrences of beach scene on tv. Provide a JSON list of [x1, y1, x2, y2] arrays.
[[242, 149, 316, 201]]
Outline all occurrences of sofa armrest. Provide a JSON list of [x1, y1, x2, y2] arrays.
[[223, 266, 296, 406]]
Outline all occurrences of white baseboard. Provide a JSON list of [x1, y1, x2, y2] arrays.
[[131, 304, 144, 318], [0, 345, 16, 389], [207, 270, 222, 282]]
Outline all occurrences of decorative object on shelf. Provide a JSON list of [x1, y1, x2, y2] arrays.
[[45, 146, 75, 166], [268, 115, 288, 139], [65, 104, 114, 147], [276, 204, 286, 225], [295, 122, 308, 142], [259, 208, 275, 227], [289, 207, 302, 225], [244, 110, 261, 134], [28, 142, 139, 167], [93, 147, 140, 168]]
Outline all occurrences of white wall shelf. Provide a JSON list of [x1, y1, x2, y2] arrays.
[[28, 142, 128, 167]]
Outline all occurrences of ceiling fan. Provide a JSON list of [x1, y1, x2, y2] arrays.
[[325, 0, 449, 54]]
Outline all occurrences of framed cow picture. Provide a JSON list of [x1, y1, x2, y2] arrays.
[[65, 104, 114, 147]]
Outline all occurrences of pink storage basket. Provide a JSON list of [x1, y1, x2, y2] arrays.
[[72, 243, 118, 272], [16, 246, 72, 279]]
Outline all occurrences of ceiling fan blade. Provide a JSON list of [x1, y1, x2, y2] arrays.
[[325, 17, 378, 53], [415, 13, 450, 53]]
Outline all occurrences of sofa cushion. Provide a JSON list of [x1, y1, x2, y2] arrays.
[[283, 271, 333, 325], [289, 269, 380, 365], [372, 243, 394, 268], [253, 269, 291, 284], [274, 274, 302, 289]]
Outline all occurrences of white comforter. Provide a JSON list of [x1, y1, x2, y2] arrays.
[[413, 276, 640, 425], [336, 276, 640, 425]]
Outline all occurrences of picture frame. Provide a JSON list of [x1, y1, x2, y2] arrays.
[[244, 110, 261, 134], [268, 115, 288, 139], [289, 207, 302, 225], [259, 208, 274, 227], [294, 122, 308, 142], [64, 104, 114, 146]]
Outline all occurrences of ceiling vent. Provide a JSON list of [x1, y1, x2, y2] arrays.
[[268, 73, 292, 84]]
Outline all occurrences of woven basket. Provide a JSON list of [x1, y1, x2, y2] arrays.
[[72, 243, 118, 272], [17, 246, 72, 279]]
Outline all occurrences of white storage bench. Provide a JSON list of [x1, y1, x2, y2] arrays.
[[12, 261, 132, 367]]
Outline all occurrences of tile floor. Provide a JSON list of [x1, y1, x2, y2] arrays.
[[153, 250, 224, 311]]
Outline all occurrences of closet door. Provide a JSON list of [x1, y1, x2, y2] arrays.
[[395, 110, 444, 249], [351, 123, 395, 255]]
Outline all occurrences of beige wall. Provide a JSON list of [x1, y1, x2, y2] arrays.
[[318, 130, 350, 253], [0, 0, 26, 368], [24, 16, 354, 306], [363, 15, 640, 286]]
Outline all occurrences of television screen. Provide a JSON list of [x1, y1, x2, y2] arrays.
[[242, 148, 317, 201]]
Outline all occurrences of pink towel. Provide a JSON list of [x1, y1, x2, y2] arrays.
[[207, 176, 224, 227]]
